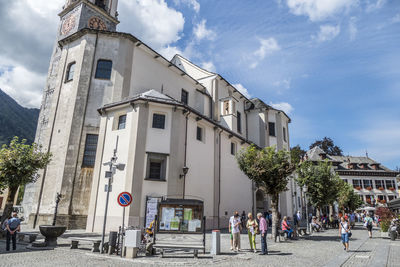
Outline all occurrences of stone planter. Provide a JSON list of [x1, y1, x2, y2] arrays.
[[39, 225, 67, 247], [380, 231, 389, 239]]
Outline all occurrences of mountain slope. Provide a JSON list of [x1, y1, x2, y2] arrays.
[[0, 89, 40, 145]]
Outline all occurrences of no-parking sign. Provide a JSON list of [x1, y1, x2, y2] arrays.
[[117, 192, 133, 207]]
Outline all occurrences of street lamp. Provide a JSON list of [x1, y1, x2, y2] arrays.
[[180, 166, 189, 199]]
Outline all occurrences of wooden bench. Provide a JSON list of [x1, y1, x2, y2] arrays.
[[153, 234, 205, 258], [18, 232, 38, 243], [69, 238, 101, 252]]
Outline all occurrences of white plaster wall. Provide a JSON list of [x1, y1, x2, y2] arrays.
[[145, 104, 172, 154]]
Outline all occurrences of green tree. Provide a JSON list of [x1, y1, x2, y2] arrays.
[[309, 137, 343, 156], [0, 137, 51, 223], [337, 180, 363, 212], [237, 145, 295, 242], [296, 160, 340, 215], [290, 145, 306, 165]]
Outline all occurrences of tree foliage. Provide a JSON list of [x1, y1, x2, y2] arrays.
[[0, 137, 51, 222], [237, 145, 295, 241], [290, 145, 306, 166], [296, 160, 340, 211], [337, 180, 363, 212], [309, 137, 343, 156]]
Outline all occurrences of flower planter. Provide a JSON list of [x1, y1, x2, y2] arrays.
[[355, 186, 362, 190], [39, 225, 67, 247], [366, 187, 372, 191], [378, 187, 385, 190], [389, 187, 396, 191]]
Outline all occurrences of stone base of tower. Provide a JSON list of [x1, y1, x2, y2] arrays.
[[28, 214, 87, 230]]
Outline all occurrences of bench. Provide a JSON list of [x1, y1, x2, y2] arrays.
[[18, 232, 38, 243], [153, 234, 205, 258], [69, 238, 101, 252], [297, 227, 307, 236]]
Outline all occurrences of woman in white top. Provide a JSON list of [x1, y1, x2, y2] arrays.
[[339, 216, 350, 252]]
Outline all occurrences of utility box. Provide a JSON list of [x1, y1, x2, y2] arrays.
[[211, 230, 220, 255], [125, 230, 141, 248]]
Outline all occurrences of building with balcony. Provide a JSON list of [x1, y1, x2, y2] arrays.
[[306, 147, 399, 206]]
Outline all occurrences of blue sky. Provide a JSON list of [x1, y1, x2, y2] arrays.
[[0, 0, 399, 168]]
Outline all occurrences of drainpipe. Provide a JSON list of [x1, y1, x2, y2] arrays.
[[217, 129, 223, 228], [183, 110, 191, 199]]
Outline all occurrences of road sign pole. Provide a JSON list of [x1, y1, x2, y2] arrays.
[[101, 163, 112, 254], [121, 206, 125, 258]]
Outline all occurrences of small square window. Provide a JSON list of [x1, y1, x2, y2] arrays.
[[231, 142, 236, 155], [117, 115, 126, 130], [181, 89, 189, 105], [95, 60, 112, 79], [268, 122, 276, 137], [196, 126, 203, 142], [146, 153, 167, 181], [152, 114, 165, 129]]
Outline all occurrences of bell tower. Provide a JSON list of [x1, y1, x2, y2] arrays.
[[58, 0, 119, 38]]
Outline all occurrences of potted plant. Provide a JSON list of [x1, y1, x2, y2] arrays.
[[366, 186, 372, 190], [389, 187, 396, 191], [355, 186, 362, 190], [378, 187, 385, 190], [376, 207, 394, 238]]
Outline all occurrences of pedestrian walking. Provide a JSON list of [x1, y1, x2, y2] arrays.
[[6, 212, 21, 251], [364, 213, 374, 238], [229, 211, 241, 252], [339, 216, 350, 252], [246, 213, 258, 253], [257, 213, 268, 255]]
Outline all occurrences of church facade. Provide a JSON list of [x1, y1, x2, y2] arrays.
[[23, 0, 299, 231]]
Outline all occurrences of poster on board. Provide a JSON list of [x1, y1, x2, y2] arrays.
[[145, 197, 161, 228]]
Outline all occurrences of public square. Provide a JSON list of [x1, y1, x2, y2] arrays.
[[0, 224, 399, 267]]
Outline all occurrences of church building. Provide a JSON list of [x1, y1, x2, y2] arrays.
[[22, 0, 299, 231]]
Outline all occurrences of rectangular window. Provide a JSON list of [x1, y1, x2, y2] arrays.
[[375, 180, 385, 189], [223, 101, 230, 115], [231, 142, 236, 155], [196, 126, 203, 142], [386, 180, 395, 189], [343, 179, 348, 184], [146, 153, 167, 180], [352, 179, 362, 189], [65, 62, 75, 82], [388, 195, 395, 201], [181, 89, 189, 105], [117, 115, 126, 130], [82, 134, 99, 167], [95, 60, 112, 79], [152, 114, 165, 129], [283, 127, 287, 142], [363, 180, 373, 189], [237, 111, 242, 133], [268, 122, 276, 136]]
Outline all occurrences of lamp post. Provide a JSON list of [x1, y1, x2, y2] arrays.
[[180, 166, 189, 199], [303, 186, 310, 234]]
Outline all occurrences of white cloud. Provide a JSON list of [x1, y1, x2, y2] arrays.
[[366, 0, 386, 13], [312, 24, 340, 42], [348, 17, 357, 41], [233, 83, 251, 98], [269, 102, 294, 115], [392, 13, 400, 23], [0, 66, 45, 108], [200, 61, 216, 72], [159, 46, 184, 60], [194, 19, 216, 41], [119, 0, 185, 50], [173, 0, 200, 13], [286, 0, 358, 21], [273, 78, 291, 90], [250, 38, 280, 69]]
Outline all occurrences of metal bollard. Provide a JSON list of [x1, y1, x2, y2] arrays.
[[108, 231, 118, 255], [211, 230, 221, 255]]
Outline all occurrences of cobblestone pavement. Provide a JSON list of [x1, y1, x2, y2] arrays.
[[0, 224, 398, 267]]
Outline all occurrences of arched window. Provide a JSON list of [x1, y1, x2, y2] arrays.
[[65, 62, 76, 82], [95, 60, 112, 79]]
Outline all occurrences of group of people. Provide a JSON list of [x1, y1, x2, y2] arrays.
[[229, 211, 268, 255]]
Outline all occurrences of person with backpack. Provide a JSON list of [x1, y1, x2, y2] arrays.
[[364, 213, 375, 238]]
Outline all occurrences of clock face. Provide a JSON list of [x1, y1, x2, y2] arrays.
[[61, 14, 76, 35], [88, 17, 107, 31]]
